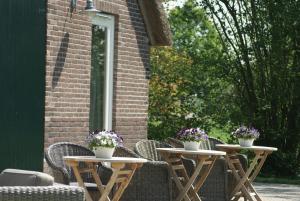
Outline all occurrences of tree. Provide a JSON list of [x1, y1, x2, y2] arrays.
[[201, 0, 300, 176], [149, 0, 236, 140]]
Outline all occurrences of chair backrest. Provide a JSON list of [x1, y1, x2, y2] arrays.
[[166, 137, 225, 150], [166, 137, 184, 148], [207, 136, 225, 150], [45, 142, 94, 183], [113, 146, 140, 158], [134, 140, 172, 161]]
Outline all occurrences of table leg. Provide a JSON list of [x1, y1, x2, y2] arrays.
[[89, 163, 110, 201], [175, 157, 206, 201], [160, 153, 192, 201], [194, 156, 217, 193], [177, 160, 200, 200], [98, 163, 125, 201], [228, 151, 270, 201], [162, 152, 217, 201], [112, 163, 137, 201], [66, 161, 94, 201]]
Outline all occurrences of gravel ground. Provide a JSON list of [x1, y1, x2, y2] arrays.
[[238, 183, 300, 201]]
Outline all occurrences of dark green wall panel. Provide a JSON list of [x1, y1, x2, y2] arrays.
[[0, 0, 46, 171]]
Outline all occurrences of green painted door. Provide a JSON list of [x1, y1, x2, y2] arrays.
[[0, 0, 46, 171]]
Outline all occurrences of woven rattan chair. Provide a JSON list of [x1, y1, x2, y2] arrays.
[[0, 185, 85, 201], [134, 140, 173, 161], [134, 140, 197, 200], [98, 146, 172, 201], [45, 142, 95, 185], [0, 169, 85, 201]]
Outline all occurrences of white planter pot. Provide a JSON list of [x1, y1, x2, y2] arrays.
[[238, 138, 255, 147], [183, 141, 200, 151], [93, 146, 115, 158]]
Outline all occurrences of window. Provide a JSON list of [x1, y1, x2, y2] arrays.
[[89, 13, 115, 131]]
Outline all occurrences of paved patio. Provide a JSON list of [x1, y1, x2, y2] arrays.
[[238, 183, 300, 201]]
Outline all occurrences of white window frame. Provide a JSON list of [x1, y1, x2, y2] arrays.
[[91, 13, 115, 130]]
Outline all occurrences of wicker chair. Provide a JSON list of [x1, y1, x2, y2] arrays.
[[45, 142, 95, 185], [98, 146, 172, 201], [0, 169, 85, 201], [134, 140, 197, 201], [0, 185, 85, 201], [134, 140, 173, 161]]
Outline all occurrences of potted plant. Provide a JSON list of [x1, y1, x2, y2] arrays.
[[176, 128, 208, 151], [232, 126, 260, 147], [86, 130, 123, 158]]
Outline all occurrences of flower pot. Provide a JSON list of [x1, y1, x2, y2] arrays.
[[93, 146, 115, 158], [238, 138, 255, 147], [183, 141, 200, 151]]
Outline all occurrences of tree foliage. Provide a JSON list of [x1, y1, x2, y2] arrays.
[[149, 0, 236, 140], [201, 0, 300, 176], [150, 0, 300, 176]]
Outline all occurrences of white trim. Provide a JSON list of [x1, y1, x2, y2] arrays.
[[91, 14, 115, 130]]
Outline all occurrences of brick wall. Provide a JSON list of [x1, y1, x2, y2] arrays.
[[45, 0, 150, 152]]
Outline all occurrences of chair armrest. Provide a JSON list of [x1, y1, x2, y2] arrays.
[[237, 154, 248, 170], [200, 158, 228, 201], [0, 186, 85, 201], [141, 161, 170, 182], [227, 154, 248, 196], [45, 156, 71, 185], [99, 160, 171, 201], [122, 161, 171, 201], [181, 157, 196, 177], [98, 160, 171, 184], [97, 164, 113, 185]]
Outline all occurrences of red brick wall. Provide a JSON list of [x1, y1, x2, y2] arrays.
[[44, 0, 150, 150]]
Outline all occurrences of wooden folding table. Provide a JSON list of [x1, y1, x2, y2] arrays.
[[64, 156, 147, 201], [157, 148, 226, 201], [216, 144, 277, 201]]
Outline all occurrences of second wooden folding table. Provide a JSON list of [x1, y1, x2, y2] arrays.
[[157, 148, 226, 201]]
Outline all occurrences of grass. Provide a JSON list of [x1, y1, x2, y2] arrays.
[[255, 176, 300, 185]]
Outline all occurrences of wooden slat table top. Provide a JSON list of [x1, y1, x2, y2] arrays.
[[216, 144, 278, 151], [63, 156, 148, 163], [156, 148, 226, 156]]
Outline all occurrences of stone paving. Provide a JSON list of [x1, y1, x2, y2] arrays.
[[238, 183, 300, 201]]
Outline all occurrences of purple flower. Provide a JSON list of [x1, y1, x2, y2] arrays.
[[232, 126, 260, 139], [176, 128, 208, 142], [86, 130, 123, 148]]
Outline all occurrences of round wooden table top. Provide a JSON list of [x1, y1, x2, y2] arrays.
[[156, 148, 226, 156], [216, 144, 278, 152], [63, 156, 148, 163]]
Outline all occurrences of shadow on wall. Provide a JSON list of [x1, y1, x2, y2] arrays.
[[52, 32, 70, 89], [126, 0, 150, 79]]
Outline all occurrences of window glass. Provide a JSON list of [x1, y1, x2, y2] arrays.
[[89, 25, 106, 130]]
